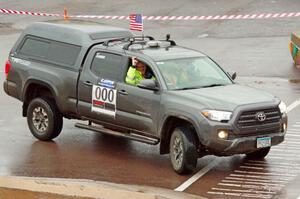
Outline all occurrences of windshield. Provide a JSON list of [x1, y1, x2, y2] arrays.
[[156, 57, 233, 90]]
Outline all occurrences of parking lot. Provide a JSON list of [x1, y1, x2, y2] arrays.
[[1, 1, 300, 198]]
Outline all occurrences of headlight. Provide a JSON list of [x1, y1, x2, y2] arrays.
[[201, 110, 232, 122], [279, 101, 287, 114]]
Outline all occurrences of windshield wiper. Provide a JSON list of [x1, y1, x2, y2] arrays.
[[202, 84, 226, 88], [175, 86, 203, 90]]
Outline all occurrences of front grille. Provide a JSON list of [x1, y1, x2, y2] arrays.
[[236, 107, 281, 136]]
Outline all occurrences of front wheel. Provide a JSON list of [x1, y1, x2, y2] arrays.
[[246, 147, 271, 159], [170, 126, 197, 174], [27, 98, 63, 141]]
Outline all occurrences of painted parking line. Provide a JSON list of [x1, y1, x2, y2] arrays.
[[174, 158, 219, 192]]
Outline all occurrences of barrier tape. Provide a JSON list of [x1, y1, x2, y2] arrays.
[[1, 8, 300, 20], [0, 8, 59, 17]]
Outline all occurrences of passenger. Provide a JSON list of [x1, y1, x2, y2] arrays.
[[125, 57, 155, 85]]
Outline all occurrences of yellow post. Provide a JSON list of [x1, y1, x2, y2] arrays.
[[64, 7, 69, 20]]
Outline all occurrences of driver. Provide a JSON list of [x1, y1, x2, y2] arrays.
[[125, 57, 155, 85]]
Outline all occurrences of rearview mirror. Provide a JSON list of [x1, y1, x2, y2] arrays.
[[227, 71, 237, 80], [137, 79, 159, 91]]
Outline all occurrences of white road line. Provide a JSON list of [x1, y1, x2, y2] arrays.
[[270, 144, 300, 150], [211, 187, 276, 194], [225, 176, 288, 184], [283, 140, 300, 144], [221, 180, 285, 187], [247, 159, 298, 165], [234, 170, 297, 177], [266, 156, 300, 161], [244, 162, 300, 168], [268, 153, 300, 159], [271, 148, 300, 153], [287, 98, 300, 113], [286, 129, 300, 132], [285, 134, 300, 138], [217, 182, 282, 191], [239, 165, 300, 173], [174, 158, 219, 192], [297, 195, 300, 199], [230, 174, 294, 181], [273, 146, 300, 150], [207, 191, 273, 199], [270, 149, 300, 154]]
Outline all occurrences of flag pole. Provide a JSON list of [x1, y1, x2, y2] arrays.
[[142, 14, 144, 40]]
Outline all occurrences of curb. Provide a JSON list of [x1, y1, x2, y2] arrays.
[[0, 176, 205, 199]]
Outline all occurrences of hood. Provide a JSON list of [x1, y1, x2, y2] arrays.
[[172, 84, 277, 111]]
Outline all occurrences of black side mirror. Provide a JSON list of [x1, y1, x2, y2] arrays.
[[227, 71, 237, 80], [137, 79, 159, 91]]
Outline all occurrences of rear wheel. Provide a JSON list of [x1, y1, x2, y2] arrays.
[[170, 126, 197, 174], [246, 147, 271, 159], [27, 98, 63, 141]]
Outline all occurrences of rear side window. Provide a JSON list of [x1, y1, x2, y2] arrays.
[[91, 52, 123, 81], [19, 38, 50, 59], [18, 37, 81, 68]]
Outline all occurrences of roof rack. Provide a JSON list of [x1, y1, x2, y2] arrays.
[[122, 36, 155, 50], [102, 34, 176, 50], [103, 36, 155, 47]]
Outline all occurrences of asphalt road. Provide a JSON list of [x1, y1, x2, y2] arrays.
[[1, 1, 300, 198]]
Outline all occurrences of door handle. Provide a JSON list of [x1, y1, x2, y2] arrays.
[[118, 90, 128, 95], [83, 81, 93, 86]]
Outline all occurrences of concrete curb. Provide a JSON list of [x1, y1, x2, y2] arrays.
[[0, 176, 205, 199]]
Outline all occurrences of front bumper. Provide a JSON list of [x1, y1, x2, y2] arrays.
[[199, 113, 287, 156]]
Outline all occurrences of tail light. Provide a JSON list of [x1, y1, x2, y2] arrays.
[[5, 60, 11, 79]]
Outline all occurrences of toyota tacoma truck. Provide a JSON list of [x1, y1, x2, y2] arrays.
[[3, 22, 288, 174]]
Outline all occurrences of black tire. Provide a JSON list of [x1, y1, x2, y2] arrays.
[[246, 147, 271, 159], [170, 126, 197, 174], [27, 97, 63, 141]]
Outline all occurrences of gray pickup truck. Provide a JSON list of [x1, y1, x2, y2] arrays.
[[4, 22, 288, 174]]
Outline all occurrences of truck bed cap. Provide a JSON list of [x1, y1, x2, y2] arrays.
[[23, 22, 133, 46]]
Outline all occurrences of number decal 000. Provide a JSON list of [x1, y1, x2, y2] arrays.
[[101, 87, 108, 101], [92, 85, 117, 117], [95, 87, 101, 100], [108, 89, 114, 103]]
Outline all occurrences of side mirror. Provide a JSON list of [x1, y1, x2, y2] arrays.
[[227, 71, 237, 80], [137, 79, 159, 91]]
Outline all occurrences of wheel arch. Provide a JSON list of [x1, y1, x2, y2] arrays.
[[159, 115, 200, 155], [22, 79, 59, 117]]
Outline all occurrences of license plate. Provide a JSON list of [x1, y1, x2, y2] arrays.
[[257, 137, 271, 148]]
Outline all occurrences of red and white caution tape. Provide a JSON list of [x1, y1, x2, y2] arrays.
[[0, 8, 59, 17], [1, 8, 300, 20]]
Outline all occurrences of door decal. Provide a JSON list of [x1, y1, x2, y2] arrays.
[[92, 79, 117, 117]]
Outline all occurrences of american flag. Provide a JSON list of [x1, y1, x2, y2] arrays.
[[129, 14, 143, 31]]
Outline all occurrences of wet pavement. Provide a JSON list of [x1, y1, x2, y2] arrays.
[[1, 1, 300, 198]]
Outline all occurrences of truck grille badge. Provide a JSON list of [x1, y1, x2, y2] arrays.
[[256, 112, 266, 122]]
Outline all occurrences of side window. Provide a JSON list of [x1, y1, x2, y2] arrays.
[[47, 41, 81, 66], [19, 37, 81, 68], [125, 57, 157, 86], [19, 38, 50, 59], [91, 52, 123, 81]]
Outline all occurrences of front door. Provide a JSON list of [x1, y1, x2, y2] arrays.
[[77, 49, 127, 125], [115, 57, 161, 136]]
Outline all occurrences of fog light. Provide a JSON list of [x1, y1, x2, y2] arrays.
[[218, 130, 228, 139], [283, 123, 287, 132]]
